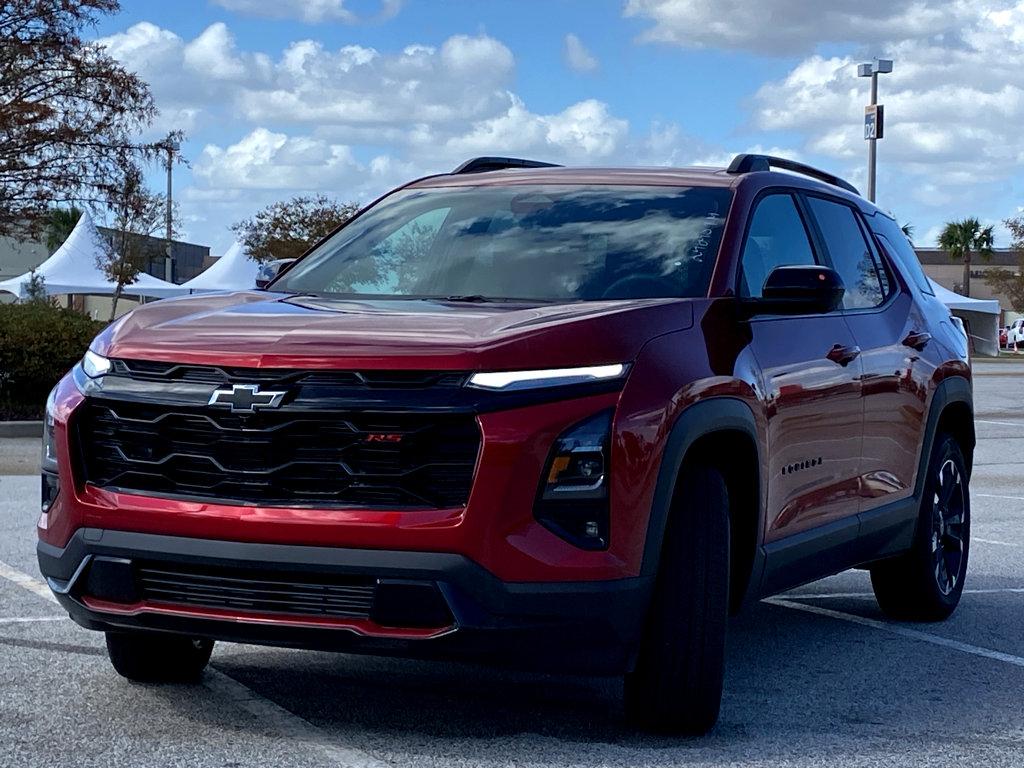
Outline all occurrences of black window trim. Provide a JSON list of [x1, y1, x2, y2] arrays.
[[735, 187, 825, 304], [795, 190, 902, 317], [861, 208, 935, 296]]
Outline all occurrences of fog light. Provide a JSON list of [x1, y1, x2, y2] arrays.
[[41, 473, 59, 514]]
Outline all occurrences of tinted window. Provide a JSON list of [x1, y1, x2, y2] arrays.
[[807, 196, 885, 309], [870, 212, 934, 295], [739, 193, 816, 298], [276, 185, 733, 302]]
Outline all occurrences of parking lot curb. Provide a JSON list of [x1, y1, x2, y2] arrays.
[[0, 421, 42, 438]]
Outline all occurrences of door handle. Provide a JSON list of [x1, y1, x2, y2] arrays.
[[902, 330, 932, 351], [826, 343, 861, 367]]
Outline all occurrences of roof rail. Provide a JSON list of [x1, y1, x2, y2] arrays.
[[452, 156, 562, 174], [726, 154, 859, 196]]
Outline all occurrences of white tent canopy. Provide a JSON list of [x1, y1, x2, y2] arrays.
[[928, 278, 1000, 356], [0, 211, 186, 299], [181, 240, 258, 293], [927, 278, 1000, 315]]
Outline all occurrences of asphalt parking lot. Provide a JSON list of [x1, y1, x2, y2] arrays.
[[2, 361, 1023, 766]]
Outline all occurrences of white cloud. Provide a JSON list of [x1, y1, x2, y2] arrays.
[[210, 0, 403, 24], [96, 22, 271, 132], [100, 24, 515, 132], [743, 2, 1024, 241], [194, 128, 364, 190], [182, 23, 249, 80], [564, 33, 598, 73], [98, 20, 747, 248], [427, 97, 628, 162], [753, 40, 1024, 178], [623, 0, 974, 55]]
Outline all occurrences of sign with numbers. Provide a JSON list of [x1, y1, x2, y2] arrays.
[[864, 104, 885, 140]]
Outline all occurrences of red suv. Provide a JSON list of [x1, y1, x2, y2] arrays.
[[38, 155, 974, 734]]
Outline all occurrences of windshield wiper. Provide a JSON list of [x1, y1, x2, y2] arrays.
[[437, 295, 562, 304], [439, 294, 500, 303]]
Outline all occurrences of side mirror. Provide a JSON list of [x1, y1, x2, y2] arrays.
[[255, 258, 296, 290], [742, 265, 845, 316]]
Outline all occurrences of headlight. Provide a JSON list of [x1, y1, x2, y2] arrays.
[[534, 410, 613, 550], [468, 364, 627, 392], [41, 387, 60, 512], [82, 350, 111, 378], [42, 387, 58, 472]]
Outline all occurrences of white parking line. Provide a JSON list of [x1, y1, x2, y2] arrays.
[[976, 493, 1024, 502], [974, 537, 1021, 546], [0, 616, 64, 625], [784, 587, 1024, 600], [0, 557, 379, 768], [0, 559, 57, 604], [975, 420, 1024, 426], [768, 598, 1024, 670]]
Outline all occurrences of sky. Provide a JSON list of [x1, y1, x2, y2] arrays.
[[89, 0, 1024, 255]]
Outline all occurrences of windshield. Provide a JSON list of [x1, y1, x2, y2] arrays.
[[274, 184, 733, 302]]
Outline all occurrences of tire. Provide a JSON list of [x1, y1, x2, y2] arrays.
[[105, 631, 214, 682], [624, 464, 730, 735], [870, 433, 970, 621]]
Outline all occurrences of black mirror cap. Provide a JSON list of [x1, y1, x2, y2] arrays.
[[744, 265, 845, 316], [255, 258, 297, 290]]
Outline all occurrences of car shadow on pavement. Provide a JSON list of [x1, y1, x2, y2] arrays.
[[204, 597, 1024, 756]]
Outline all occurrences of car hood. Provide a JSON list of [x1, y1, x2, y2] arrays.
[[93, 291, 694, 370]]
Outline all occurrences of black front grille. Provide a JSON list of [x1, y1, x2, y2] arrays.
[[76, 400, 481, 507], [111, 359, 468, 389], [136, 563, 376, 618]]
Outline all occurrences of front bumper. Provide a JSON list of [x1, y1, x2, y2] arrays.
[[38, 529, 652, 674]]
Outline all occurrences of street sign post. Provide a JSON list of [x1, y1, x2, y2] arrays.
[[864, 104, 884, 140], [858, 58, 892, 203]]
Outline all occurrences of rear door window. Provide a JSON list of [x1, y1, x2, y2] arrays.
[[805, 196, 889, 310]]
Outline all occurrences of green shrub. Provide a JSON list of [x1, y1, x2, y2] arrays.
[[0, 302, 105, 420]]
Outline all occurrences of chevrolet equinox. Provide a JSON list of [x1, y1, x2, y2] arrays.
[[38, 154, 974, 734]]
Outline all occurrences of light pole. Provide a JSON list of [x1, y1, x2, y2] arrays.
[[857, 58, 892, 203], [163, 137, 179, 282]]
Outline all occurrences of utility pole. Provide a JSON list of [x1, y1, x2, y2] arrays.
[[163, 137, 179, 282], [857, 58, 892, 203]]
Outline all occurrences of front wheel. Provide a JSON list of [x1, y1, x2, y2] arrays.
[[870, 433, 970, 621], [624, 464, 730, 734], [105, 631, 214, 682]]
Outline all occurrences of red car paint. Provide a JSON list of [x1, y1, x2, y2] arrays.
[[39, 163, 971, 651]]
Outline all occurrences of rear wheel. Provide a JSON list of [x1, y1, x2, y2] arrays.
[[870, 433, 970, 621], [624, 464, 730, 735], [105, 631, 214, 682]]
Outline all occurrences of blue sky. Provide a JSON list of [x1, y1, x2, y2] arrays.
[[91, 0, 1024, 254]]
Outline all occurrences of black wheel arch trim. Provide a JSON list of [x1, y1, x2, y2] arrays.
[[640, 396, 765, 608], [916, 375, 974, 493]]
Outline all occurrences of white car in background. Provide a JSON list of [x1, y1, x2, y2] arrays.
[[1007, 319, 1024, 349]]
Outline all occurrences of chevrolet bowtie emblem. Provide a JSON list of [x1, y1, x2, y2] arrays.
[[208, 383, 286, 413]]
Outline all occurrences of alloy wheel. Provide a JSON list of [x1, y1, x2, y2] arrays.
[[931, 458, 966, 595]]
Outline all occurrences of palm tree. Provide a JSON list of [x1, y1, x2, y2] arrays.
[[938, 217, 995, 297], [900, 222, 915, 244], [43, 206, 82, 254]]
